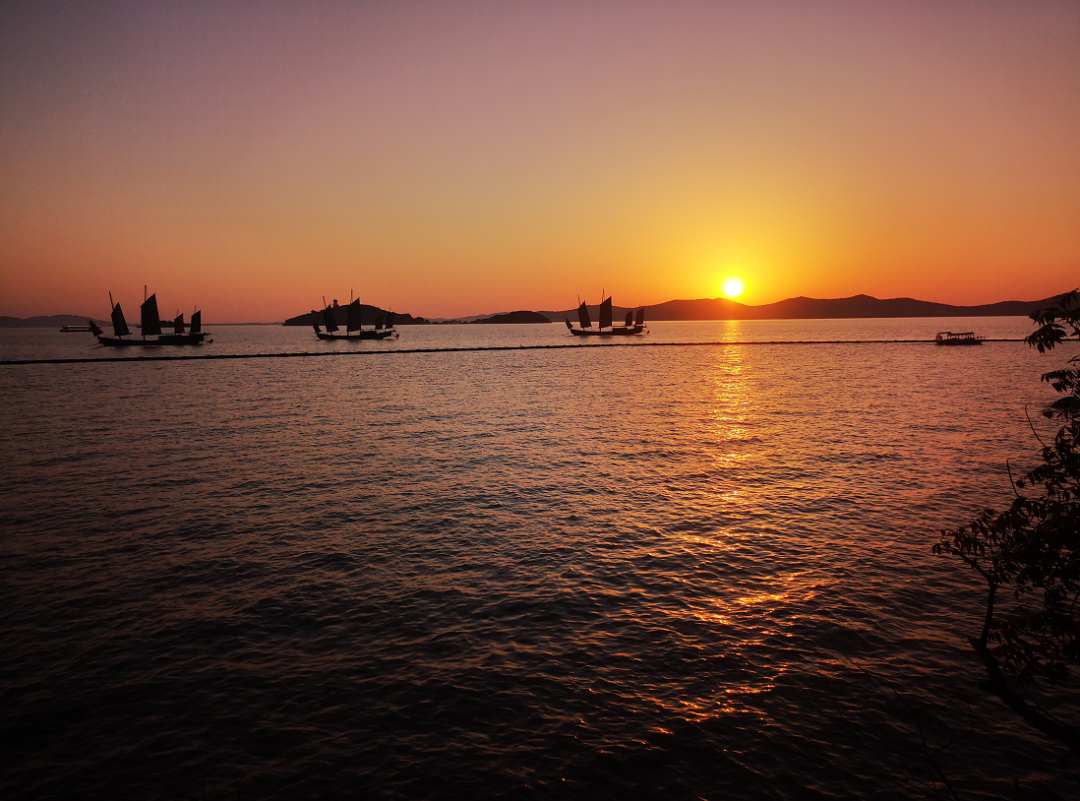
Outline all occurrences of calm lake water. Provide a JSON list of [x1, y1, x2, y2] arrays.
[[1, 319, 1077, 799]]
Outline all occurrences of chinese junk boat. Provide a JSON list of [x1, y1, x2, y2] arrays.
[[565, 296, 646, 336], [314, 299, 398, 340], [935, 331, 984, 346], [92, 291, 209, 346]]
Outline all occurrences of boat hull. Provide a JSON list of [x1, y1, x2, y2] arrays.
[[316, 330, 396, 340], [569, 326, 646, 337], [935, 331, 984, 346], [97, 333, 207, 346]]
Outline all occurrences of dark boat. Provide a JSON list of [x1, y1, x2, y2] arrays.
[[935, 331, 984, 346], [565, 297, 646, 336], [60, 325, 93, 332], [314, 298, 398, 340], [94, 292, 209, 346]]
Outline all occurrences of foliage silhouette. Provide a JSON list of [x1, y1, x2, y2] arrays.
[[935, 289, 1080, 754]]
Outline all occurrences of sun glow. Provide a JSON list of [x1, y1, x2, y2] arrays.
[[722, 277, 745, 299]]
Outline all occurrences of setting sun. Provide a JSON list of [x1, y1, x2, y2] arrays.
[[722, 277, 746, 299]]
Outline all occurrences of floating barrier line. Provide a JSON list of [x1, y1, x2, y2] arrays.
[[0, 338, 1032, 367]]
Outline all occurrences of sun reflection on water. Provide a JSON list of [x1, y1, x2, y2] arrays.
[[653, 346, 829, 722]]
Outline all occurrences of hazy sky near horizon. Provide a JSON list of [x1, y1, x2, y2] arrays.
[[2, 1, 1078, 321]]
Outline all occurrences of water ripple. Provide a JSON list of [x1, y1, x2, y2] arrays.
[[1, 327, 1077, 798]]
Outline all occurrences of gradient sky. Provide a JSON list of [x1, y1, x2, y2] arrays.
[[2, 1, 1078, 321]]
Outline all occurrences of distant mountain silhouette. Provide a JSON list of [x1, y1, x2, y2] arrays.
[[472, 310, 551, 324], [537, 293, 1066, 322], [283, 304, 429, 326], [11, 292, 1068, 328], [0, 314, 108, 328]]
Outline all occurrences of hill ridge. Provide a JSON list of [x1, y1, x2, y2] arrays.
[[536, 292, 1066, 323], [3, 292, 1069, 327]]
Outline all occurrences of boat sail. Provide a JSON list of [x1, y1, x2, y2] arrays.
[[577, 302, 591, 330], [322, 304, 340, 333], [141, 294, 162, 336], [346, 299, 363, 333], [94, 291, 209, 346], [598, 296, 612, 330], [565, 295, 647, 337], [314, 297, 399, 340], [111, 298, 131, 337]]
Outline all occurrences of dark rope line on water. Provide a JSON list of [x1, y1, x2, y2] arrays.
[[0, 338, 1030, 366]]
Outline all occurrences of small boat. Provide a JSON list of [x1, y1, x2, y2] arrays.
[[565, 296, 646, 336], [93, 291, 209, 346], [935, 331, 984, 346], [314, 298, 398, 340], [60, 325, 93, 332]]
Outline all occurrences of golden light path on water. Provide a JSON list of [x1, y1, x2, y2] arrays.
[[644, 342, 821, 723]]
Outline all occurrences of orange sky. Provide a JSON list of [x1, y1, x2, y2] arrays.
[[1, 1, 1078, 321]]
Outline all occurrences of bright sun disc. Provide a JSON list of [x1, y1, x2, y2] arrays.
[[722, 277, 745, 298]]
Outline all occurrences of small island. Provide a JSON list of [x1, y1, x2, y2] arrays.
[[472, 311, 551, 324], [282, 304, 429, 327]]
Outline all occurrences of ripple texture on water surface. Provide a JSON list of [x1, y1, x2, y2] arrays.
[[1, 333, 1078, 799]]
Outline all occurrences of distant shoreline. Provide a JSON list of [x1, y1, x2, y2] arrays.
[[0, 316, 286, 328], [2, 290, 1069, 328], [0, 314, 1050, 329]]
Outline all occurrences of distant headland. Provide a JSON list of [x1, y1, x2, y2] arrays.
[[536, 293, 1067, 324], [467, 310, 551, 325], [282, 304, 429, 328], [0, 314, 111, 329], [280, 306, 546, 327], [286, 293, 1067, 326], [441, 292, 1067, 324], [2, 292, 1068, 327]]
